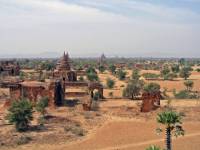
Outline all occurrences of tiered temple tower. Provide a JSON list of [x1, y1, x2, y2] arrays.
[[56, 52, 71, 71]]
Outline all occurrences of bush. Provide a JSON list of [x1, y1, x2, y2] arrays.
[[79, 76, 84, 81], [179, 66, 191, 80], [7, 99, 33, 132], [93, 91, 100, 101], [123, 80, 144, 99], [142, 73, 159, 79], [87, 72, 99, 81], [86, 67, 96, 74], [36, 97, 49, 125], [174, 90, 198, 99], [161, 66, 170, 77], [98, 65, 106, 73], [109, 64, 116, 74], [163, 73, 177, 80], [143, 83, 160, 93], [196, 68, 200, 72], [64, 125, 85, 136], [17, 135, 32, 145], [184, 80, 194, 91], [106, 78, 115, 89], [132, 69, 140, 80], [116, 69, 126, 80], [171, 64, 180, 73], [145, 145, 161, 150]]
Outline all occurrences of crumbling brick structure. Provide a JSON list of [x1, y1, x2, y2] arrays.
[[0, 61, 20, 76], [1, 80, 64, 108], [141, 92, 161, 112], [88, 82, 104, 99]]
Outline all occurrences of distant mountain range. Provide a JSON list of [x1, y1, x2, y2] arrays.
[[0, 51, 199, 59]]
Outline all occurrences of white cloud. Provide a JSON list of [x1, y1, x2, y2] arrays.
[[0, 0, 200, 57]]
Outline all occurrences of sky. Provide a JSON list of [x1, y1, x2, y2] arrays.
[[0, 0, 200, 58]]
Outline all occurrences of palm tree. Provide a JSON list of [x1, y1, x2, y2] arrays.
[[157, 110, 184, 150], [146, 145, 161, 150]]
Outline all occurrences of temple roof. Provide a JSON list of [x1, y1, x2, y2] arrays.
[[56, 51, 71, 71]]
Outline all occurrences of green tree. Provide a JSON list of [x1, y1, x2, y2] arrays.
[[171, 64, 180, 73], [86, 67, 96, 74], [179, 58, 186, 66], [79, 76, 84, 81], [116, 69, 126, 80], [98, 65, 106, 73], [109, 64, 116, 74], [36, 97, 49, 125], [123, 80, 144, 99], [163, 73, 177, 81], [157, 110, 184, 150], [106, 78, 115, 89], [184, 80, 194, 91], [179, 67, 191, 80], [6, 99, 33, 132], [132, 69, 140, 80], [87, 72, 99, 81], [143, 83, 160, 93], [161, 66, 170, 77]]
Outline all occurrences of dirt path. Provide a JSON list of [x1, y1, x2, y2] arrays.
[[98, 132, 200, 150], [61, 120, 200, 150]]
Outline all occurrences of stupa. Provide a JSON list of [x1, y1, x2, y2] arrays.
[[56, 51, 71, 71]]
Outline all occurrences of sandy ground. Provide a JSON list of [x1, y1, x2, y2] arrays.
[[1, 99, 200, 150], [1, 69, 200, 150]]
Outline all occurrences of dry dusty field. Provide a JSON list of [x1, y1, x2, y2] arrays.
[[0, 69, 200, 150], [0, 99, 200, 150]]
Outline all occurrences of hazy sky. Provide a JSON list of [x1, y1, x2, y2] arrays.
[[0, 0, 200, 57]]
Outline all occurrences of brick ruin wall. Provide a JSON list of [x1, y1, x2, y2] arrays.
[[141, 92, 161, 112]]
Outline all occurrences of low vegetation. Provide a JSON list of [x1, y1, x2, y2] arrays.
[[143, 83, 161, 93], [142, 73, 160, 80], [106, 78, 115, 89], [6, 99, 33, 132]]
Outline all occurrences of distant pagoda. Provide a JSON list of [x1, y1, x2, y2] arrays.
[[56, 51, 71, 71], [99, 53, 106, 66]]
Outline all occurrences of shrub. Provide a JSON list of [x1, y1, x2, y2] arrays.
[[109, 64, 116, 74], [93, 91, 100, 101], [132, 69, 140, 80], [87, 72, 99, 81], [184, 80, 194, 91], [79, 76, 84, 81], [171, 64, 180, 73], [17, 135, 32, 145], [64, 125, 85, 136], [163, 73, 177, 80], [98, 65, 106, 73], [116, 69, 126, 80], [142, 73, 159, 79], [86, 67, 96, 74], [36, 97, 49, 126], [145, 145, 161, 150], [179, 66, 191, 80], [7, 99, 33, 132], [106, 78, 115, 89], [123, 80, 144, 99], [196, 68, 200, 72], [161, 66, 170, 77], [174, 90, 198, 99], [143, 83, 160, 93]]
